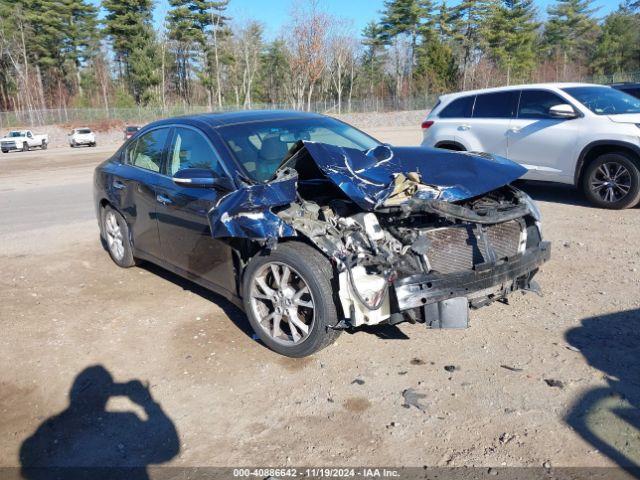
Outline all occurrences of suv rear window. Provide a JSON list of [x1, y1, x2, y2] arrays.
[[439, 96, 474, 118], [473, 91, 518, 118]]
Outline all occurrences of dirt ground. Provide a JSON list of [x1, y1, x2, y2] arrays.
[[1, 126, 639, 474]]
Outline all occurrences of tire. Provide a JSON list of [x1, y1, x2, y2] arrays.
[[101, 205, 137, 268], [1, 150, 7, 154], [92, 142, 97, 147], [22, 142, 28, 152], [242, 242, 341, 357], [582, 153, 640, 209], [41, 141, 47, 150]]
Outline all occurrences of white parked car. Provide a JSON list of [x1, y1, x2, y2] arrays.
[[422, 83, 640, 209], [0, 130, 48, 153], [68, 127, 96, 148]]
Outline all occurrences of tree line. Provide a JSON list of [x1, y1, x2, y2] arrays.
[[0, 0, 638, 117]]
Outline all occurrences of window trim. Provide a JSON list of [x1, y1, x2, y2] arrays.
[[164, 124, 233, 181]]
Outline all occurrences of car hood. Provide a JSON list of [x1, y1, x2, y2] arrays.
[[289, 142, 527, 210], [209, 142, 527, 239], [608, 113, 640, 124]]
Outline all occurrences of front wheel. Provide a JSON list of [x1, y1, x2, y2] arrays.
[[22, 142, 28, 152], [242, 242, 341, 357], [582, 153, 640, 209], [41, 141, 47, 150]]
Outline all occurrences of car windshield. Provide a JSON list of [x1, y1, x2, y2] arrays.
[[78, 129, 92, 134], [218, 117, 381, 182], [8, 131, 23, 137], [563, 86, 640, 115]]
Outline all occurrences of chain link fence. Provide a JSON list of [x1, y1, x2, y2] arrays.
[[0, 96, 439, 129]]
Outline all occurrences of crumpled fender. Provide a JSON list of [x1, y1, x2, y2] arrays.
[[300, 142, 528, 210], [208, 171, 298, 239]]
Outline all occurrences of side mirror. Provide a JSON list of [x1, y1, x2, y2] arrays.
[[172, 168, 233, 191], [549, 104, 578, 119]]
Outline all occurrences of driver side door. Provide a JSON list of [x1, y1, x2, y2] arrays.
[[507, 89, 581, 183], [154, 126, 236, 296]]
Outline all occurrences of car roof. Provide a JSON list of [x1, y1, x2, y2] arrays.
[[438, 82, 603, 102], [144, 109, 326, 130]]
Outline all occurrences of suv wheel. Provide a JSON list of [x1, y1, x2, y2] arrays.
[[242, 242, 341, 357], [101, 206, 137, 267], [22, 142, 28, 152], [583, 153, 640, 209], [41, 140, 47, 150]]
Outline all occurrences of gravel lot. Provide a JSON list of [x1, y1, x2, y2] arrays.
[[1, 124, 639, 474]]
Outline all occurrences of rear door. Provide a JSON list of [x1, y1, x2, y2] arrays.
[[113, 127, 171, 258], [154, 126, 236, 295], [507, 89, 580, 182], [460, 91, 518, 156]]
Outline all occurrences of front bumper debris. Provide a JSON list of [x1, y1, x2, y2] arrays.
[[394, 241, 551, 311]]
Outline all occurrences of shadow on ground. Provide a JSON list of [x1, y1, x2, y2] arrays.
[[19, 365, 180, 480], [565, 309, 640, 477], [141, 262, 255, 339], [516, 181, 591, 207]]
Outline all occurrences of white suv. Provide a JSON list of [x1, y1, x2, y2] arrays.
[[422, 83, 640, 209]]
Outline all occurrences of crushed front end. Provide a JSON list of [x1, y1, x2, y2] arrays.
[[210, 141, 551, 330]]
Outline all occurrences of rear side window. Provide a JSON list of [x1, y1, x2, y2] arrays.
[[127, 128, 170, 173], [473, 91, 518, 118], [439, 96, 474, 118], [518, 90, 568, 119]]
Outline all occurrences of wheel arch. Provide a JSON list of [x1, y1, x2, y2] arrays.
[[434, 141, 467, 151], [574, 141, 640, 185]]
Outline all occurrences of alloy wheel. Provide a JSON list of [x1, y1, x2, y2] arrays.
[[589, 162, 632, 204], [104, 211, 125, 261], [249, 262, 315, 345]]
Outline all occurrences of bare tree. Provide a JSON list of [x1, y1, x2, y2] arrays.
[[286, 0, 331, 111]]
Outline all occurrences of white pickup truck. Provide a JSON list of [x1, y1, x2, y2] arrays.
[[0, 130, 49, 153]]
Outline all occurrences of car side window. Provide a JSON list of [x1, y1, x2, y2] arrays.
[[518, 90, 568, 119], [439, 96, 474, 118], [473, 91, 518, 118], [168, 127, 225, 177], [127, 128, 169, 173]]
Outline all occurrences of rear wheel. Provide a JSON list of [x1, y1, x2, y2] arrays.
[[242, 242, 341, 357], [101, 206, 137, 268], [582, 153, 640, 209]]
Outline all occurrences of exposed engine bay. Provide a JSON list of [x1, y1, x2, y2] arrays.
[[209, 141, 551, 329]]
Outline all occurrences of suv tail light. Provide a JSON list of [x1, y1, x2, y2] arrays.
[[421, 120, 434, 129]]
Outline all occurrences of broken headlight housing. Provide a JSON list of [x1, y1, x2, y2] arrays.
[[521, 192, 541, 221]]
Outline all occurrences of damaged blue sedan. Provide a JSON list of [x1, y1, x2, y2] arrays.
[[94, 111, 550, 357]]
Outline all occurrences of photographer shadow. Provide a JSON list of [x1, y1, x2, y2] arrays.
[[20, 365, 180, 480], [565, 309, 640, 477]]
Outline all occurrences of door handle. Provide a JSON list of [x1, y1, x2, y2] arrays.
[[156, 194, 173, 205], [113, 180, 126, 190], [458, 124, 471, 131], [509, 127, 522, 133]]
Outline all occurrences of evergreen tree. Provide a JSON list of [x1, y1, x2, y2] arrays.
[[544, 0, 600, 78], [102, 0, 158, 103], [482, 0, 539, 84], [449, 0, 492, 89], [361, 21, 387, 97], [591, 5, 640, 75]]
